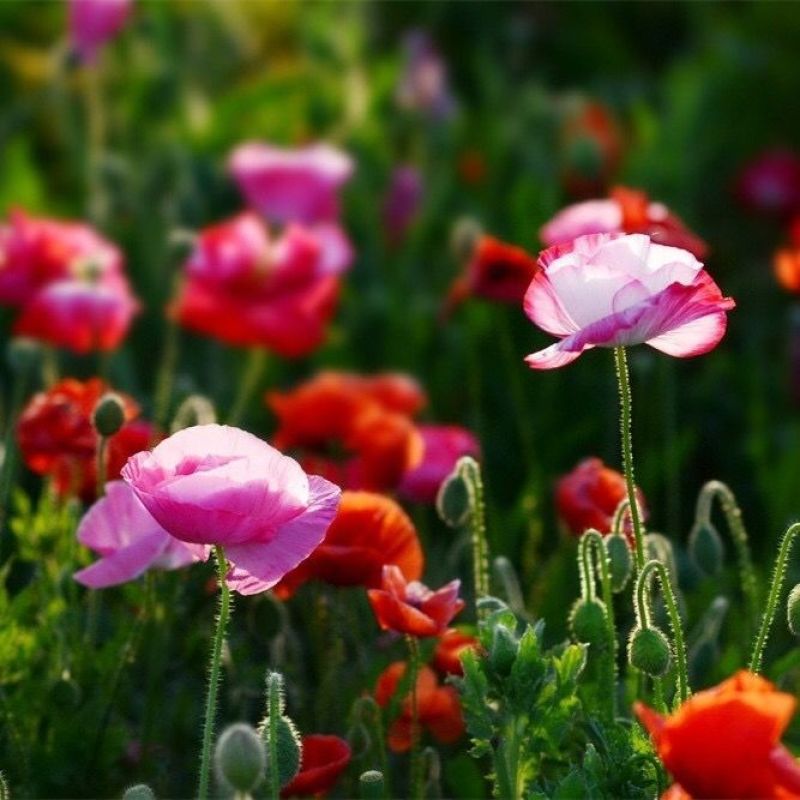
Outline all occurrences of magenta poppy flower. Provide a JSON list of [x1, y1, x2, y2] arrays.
[[172, 212, 352, 357], [382, 165, 423, 246], [68, 0, 134, 64], [14, 275, 139, 353], [735, 149, 800, 217], [228, 142, 353, 225], [398, 425, 480, 504], [121, 425, 341, 595], [524, 233, 735, 369], [74, 481, 207, 588]]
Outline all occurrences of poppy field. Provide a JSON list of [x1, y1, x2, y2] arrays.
[[4, 2, 800, 799]]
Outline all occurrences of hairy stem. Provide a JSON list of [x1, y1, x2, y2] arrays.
[[406, 636, 423, 800]]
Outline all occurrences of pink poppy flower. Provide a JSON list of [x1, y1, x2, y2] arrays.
[[74, 481, 206, 588], [14, 274, 139, 353], [228, 142, 354, 225], [398, 425, 480, 504], [121, 425, 341, 595], [524, 233, 735, 369], [68, 0, 134, 64], [735, 149, 800, 218], [172, 213, 353, 357]]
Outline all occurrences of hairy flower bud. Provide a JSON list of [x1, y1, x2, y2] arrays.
[[569, 598, 608, 647], [214, 723, 266, 793], [92, 392, 126, 438], [689, 520, 724, 576], [436, 468, 472, 528], [488, 624, 518, 675], [122, 785, 156, 800], [787, 583, 800, 636], [606, 532, 633, 592], [360, 770, 386, 799], [628, 626, 671, 677]]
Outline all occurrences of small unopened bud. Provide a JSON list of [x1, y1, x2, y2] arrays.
[[450, 217, 483, 264], [488, 624, 518, 674], [170, 394, 217, 433], [260, 673, 302, 790], [122, 785, 156, 800], [787, 584, 800, 636], [436, 469, 472, 528], [6, 337, 42, 375], [606, 533, 633, 592], [360, 770, 385, 799], [214, 723, 266, 793], [569, 598, 608, 647], [689, 521, 724, 576], [92, 393, 126, 437], [628, 626, 671, 677]]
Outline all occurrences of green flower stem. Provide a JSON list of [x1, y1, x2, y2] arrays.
[[636, 560, 690, 705], [227, 348, 268, 427], [95, 435, 109, 498], [198, 546, 233, 800], [405, 635, 423, 800], [463, 459, 489, 614], [613, 347, 646, 571], [749, 522, 800, 673], [612, 499, 631, 537], [267, 675, 281, 800], [695, 480, 759, 629]]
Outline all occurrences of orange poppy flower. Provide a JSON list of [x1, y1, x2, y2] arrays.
[[280, 735, 351, 798], [368, 565, 464, 638], [274, 491, 424, 599], [374, 661, 465, 753], [635, 670, 800, 799], [432, 628, 480, 676]]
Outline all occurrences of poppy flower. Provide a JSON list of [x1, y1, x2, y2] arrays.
[[280, 735, 351, 798], [229, 143, 354, 225], [368, 565, 464, 638], [524, 233, 734, 369], [735, 150, 800, 218], [68, 0, 133, 64], [540, 187, 708, 259], [267, 372, 425, 493], [172, 213, 352, 357], [559, 100, 622, 198], [16, 377, 151, 501], [74, 481, 206, 588], [398, 425, 481, 504], [556, 457, 647, 537], [635, 670, 800, 799], [432, 628, 480, 676], [122, 424, 341, 595], [374, 661, 465, 753], [395, 30, 455, 120], [0, 209, 125, 307], [446, 235, 540, 310], [382, 165, 423, 247], [774, 217, 800, 294], [273, 491, 424, 599]]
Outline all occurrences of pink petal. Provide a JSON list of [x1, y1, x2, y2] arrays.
[[524, 342, 588, 370], [523, 271, 580, 336], [224, 475, 341, 595], [74, 531, 168, 588], [646, 311, 729, 357]]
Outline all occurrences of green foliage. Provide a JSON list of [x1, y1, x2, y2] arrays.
[[458, 599, 661, 798]]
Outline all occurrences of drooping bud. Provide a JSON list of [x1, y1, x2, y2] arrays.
[[6, 337, 42, 376], [122, 784, 156, 800], [787, 583, 800, 636], [260, 672, 302, 790], [436, 467, 472, 528], [360, 770, 385, 799], [488, 623, 518, 675], [214, 723, 266, 794], [689, 520, 724, 576], [170, 394, 217, 433], [92, 392, 126, 437], [606, 532, 633, 592], [628, 626, 671, 677], [569, 598, 608, 647]]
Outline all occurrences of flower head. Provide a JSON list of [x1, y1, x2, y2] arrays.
[[524, 233, 734, 369], [121, 424, 341, 595], [368, 565, 464, 638], [636, 670, 800, 799], [229, 143, 353, 225], [172, 213, 352, 357], [556, 457, 646, 537], [735, 149, 800, 218], [274, 491, 424, 599], [374, 661, 465, 752], [432, 628, 480, 676], [74, 481, 206, 588], [280, 735, 351, 798], [68, 0, 134, 64]]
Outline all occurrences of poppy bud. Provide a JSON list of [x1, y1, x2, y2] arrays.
[[787, 583, 800, 636], [122, 784, 156, 800], [92, 393, 126, 438], [170, 394, 217, 433], [569, 598, 608, 647], [628, 626, 671, 677], [214, 723, 266, 794], [360, 770, 385, 799], [450, 217, 483, 265], [436, 468, 472, 528], [260, 673, 302, 790], [6, 337, 41, 376], [489, 624, 518, 675], [606, 532, 633, 592], [689, 520, 724, 576]]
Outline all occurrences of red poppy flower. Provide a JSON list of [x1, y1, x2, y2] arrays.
[[172, 213, 353, 357], [274, 491, 424, 599], [17, 378, 153, 501], [374, 661, 465, 753], [432, 628, 480, 676], [446, 235, 539, 311], [368, 565, 464, 638], [280, 735, 351, 798], [555, 457, 647, 537], [635, 671, 800, 799]]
